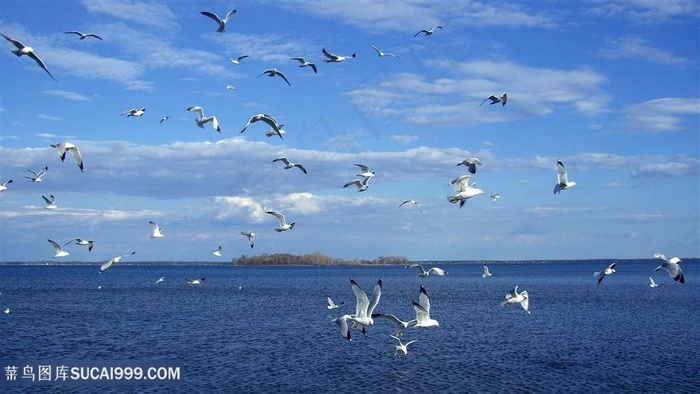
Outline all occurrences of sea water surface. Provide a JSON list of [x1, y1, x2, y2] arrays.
[[0, 260, 698, 393]]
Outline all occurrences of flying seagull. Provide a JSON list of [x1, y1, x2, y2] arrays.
[[200, 9, 236, 33], [372, 313, 416, 338], [25, 166, 48, 182], [594, 262, 616, 285], [343, 176, 371, 192], [412, 285, 440, 328], [482, 264, 492, 278], [64, 31, 102, 40], [414, 25, 443, 37], [448, 175, 485, 208], [121, 107, 146, 117], [264, 125, 286, 138], [186, 278, 205, 285], [257, 68, 291, 87], [337, 277, 382, 340], [149, 221, 164, 238], [160, 116, 169, 124], [241, 231, 255, 248], [65, 238, 94, 252], [406, 264, 448, 278], [369, 44, 398, 58], [186, 106, 220, 132], [456, 157, 482, 174], [212, 246, 222, 257], [0, 179, 13, 191], [490, 193, 502, 204], [230, 55, 249, 64], [265, 210, 295, 232], [327, 296, 344, 310], [50, 142, 84, 172], [479, 92, 507, 107], [501, 285, 530, 314], [240, 114, 283, 139], [354, 164, 375, 179], [99, 252, 136, 273], [47, 239, 69, 258], [42, 194, 58, 209], [290, 57, 317, 73], [322, 47, 356, 63], [2, 33, 57, 81], [272, 157, 307, 174], [653, 253, 685, 284], [156, 277, 165, 284], [226, 85, 236, 90], [554, 160, 577, 194], [649, 277, 659, 288], [399, 200, 422, 213], [390, 335, 418, 357]]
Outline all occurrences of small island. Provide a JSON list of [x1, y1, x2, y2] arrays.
[[231, 252, 409, 266]]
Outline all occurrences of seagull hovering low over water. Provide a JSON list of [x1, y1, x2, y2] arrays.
[[345, 277, 382, 335], [412, 285, 439, 328], [160, 116, 169, 124], [42, 194, 57, 209], [122, 107, 146, 117], [3, 308, 9, 314], [186, 278, 205, 285], [406, 264, 448, 278], [212, 246, 222, 257], [47, 239, 70, 258], [322, 47, 356, 63], [354, 164, 375, 179], [456, 158, 482, 174], [372, 313, 416, 338], [50, 142, 84, 172], [99, 252, 136, 273], [414, 25, 443, 37], [241, 231, 255, 248], [649, 277, 659, 288], [480, 92, 507, 107], [257, 68, 291, 87], [156, 277, 165, 284], [448, 175, 485, 208], [369, 44, 398, 58], [2, 33, 57, 81], [0, 179, 12, 191], [186, 106, 220, 132], [230, 55, 248, 64], [265, 210, 295, 232], [66, 238, 94, 252], [554, 160, 576, 194], [483, 264, 492, 278], [200, 9, 236, 32], [290, 57, 317, 73], [390, 335, 418, 357], [149, 221, 164, 238], [64, 31, 102, 40], [272, 157, 307, 174], [25, 166, 48, 182], [343, 177, 371, 192], [594, 262, 616, 285], [327, 296, 344, 310], [240, 114, 283, 139], [399, 200, 422, 213], [653, 253, 685, 284], [502, 285, 530, 314], [490, 193, 502, 204]]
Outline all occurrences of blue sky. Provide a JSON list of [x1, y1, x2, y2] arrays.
[[0, 0, 698, 262]]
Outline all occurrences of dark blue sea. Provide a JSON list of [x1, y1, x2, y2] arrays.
[[0, 260, 698, 393]]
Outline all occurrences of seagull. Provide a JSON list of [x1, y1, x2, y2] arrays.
[[354, 164, 375, 179], [241, 231, 255, 248], [479, 92, 507, 107], [448, 175, 485, 208], [554, 160, 577, 194], [65, 238, 93, 252], [327, 296, 344, 310], [264, 125, 286, 138], [390, 335, 418, 357], [186, 106, 220, 132], [47, 239, 69, 258], [3, 308, 9, 314], [230, 55, 249, 64], [25, 166, 48, 182], [649, 277, 659, 288], [272, 157, 307, 174], [347, 277, 382, 330], [490, 193, 502, 204], [265, 210, 295, 232], [64, 31, 102, 40], [483, 264, 492, 278], [412, 285, 439, 328], [99, 252, 136, 273], [653, 253, 685, 284], [156, 277, 165, 284], [369, 44, 398, 58], [149, 221, 164, 238], [456, 157, 482, 174], [2, 33, 57, 81], [160, 116, 169, 124], [501, 285, 530, 314], [186, 278, 205, 285], [0, 179, 13, 191], [594, 262, 616, 285], [406, 263, 448, 278], [212, 246, 222, 257], [121, 107, 146, 117], [257, 68, 291, 87], [226, 85, 236, 90], [240, 114, 283, 139], [200, 9, 236, 33], [290, 57, 317, 73], [322, 47, 356, 63], [42, 194, 58, 209], [372, 313, 416, 338], [399, 200, 422, 213], [343, 177, 371, 192], [414, 25, 443, 37], [50, 142, 84, 172]]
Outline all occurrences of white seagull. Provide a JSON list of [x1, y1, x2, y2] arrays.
[[0, 179, 13, 191], [226, 85, 236, 90], [2, 33, 57, 81], [554, 160, 576, 194], [483, 264, 492, 278], [3, 308, 9, 314], [200, 9, 236, 33], [343, 176, 371, 192], [99, 252, 136, 273], [354, 164, 375, 179], [653, 253, 685, 284], [25, 166, 48, 182], [47, 239, 70, 258], [149, 221, 164, 238], [66, 238, 94, 252], [160, 116, 169, 124], [448, 175, 485, 208], [372, 313, 416, 338], [186, 278, 205, 285], [490, 193, 502, 204], [121, 107, 146, 117], [412, 285, 439, 328], [369, 44, 398, 58], [64, 31, 102, 40], [290, 57, 317, 73], [265, 210, 295, 232], [212, 246, 222, 257], [327, 296, 344, 310], [501, 285, 530, 314], [406, 263, 448, 278], [456, 158, 482, 174], [347, 277, 382, 331], [241, 231, 255, 248], [594, 262, 616, 285], [230, 55, 249, 64], [257, 68, 291, 87], [156, 277, 165, 284], [322, 47, 356, 63], [186, 106, 220, 132], [390, 335, 418, 357], [240, 113, 283, 139], [50, 142, 84, 172], [479, 92, 507, 107], [399, 200, 422, 213], [272, 157, 307, 174], [649, 277, 659, 288], [42, 194, 58, 209], [414, 25, 443, 37], [264, 124, 287, 138]]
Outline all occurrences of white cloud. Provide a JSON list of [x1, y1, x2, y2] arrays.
[[599, 35, 690, 67], [588, 0, 700, 24], [80, 0, 180, 30], [391, 134, 419, 144], [621, 98, 700, 133], [42, 90, 92, 102]]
